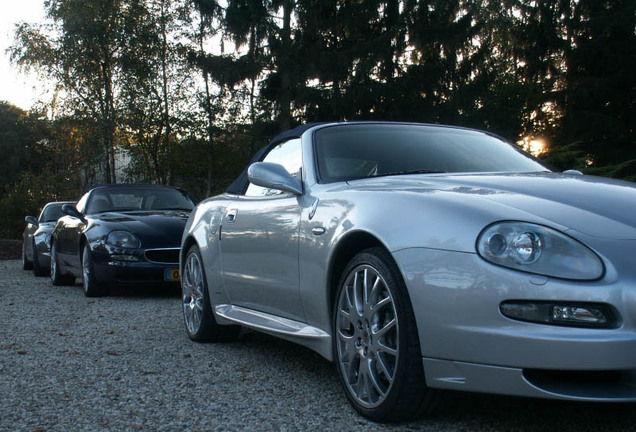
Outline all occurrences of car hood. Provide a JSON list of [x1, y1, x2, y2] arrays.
[[93, 210, 191, 247], [347, 172, 636, 239]]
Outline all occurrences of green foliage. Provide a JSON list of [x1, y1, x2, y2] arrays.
[[562, 0, 636, 160], [0, 102, 87, 238], [0, 103, 34, 190], [540, 141, 591, 173], [169, 128, 254, 199], [0, 170, 79, 239]]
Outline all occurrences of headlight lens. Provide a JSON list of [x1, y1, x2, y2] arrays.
[[477, 222, 604, 280], [106, 230, 141, 249]]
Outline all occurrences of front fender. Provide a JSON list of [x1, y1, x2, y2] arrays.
[[181, 195, 235, 311]]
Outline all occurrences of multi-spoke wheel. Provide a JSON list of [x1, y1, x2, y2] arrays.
[[32, 240, 48, 277], [334, 247, 439, 422], [82, 245, 106, 297], [182, 245, 240, 342], [50, 241, 74, 286], [22, 241, 33, 270]]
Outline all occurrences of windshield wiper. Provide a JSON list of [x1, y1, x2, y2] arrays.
[[376, 169, 447, 178]]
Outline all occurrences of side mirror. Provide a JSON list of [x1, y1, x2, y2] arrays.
[[248, 162, 303, 195], [25, 216, 38, 226], [62, 204, 85, 222]]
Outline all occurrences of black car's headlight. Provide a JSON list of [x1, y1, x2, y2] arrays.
[[107, 230, 141, 249], [477, 221, 604, 280]]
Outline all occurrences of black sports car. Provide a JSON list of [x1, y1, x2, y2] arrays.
[[23, 201, 75, 276], [50, 184, 196, 296]]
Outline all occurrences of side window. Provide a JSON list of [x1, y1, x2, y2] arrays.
[[245, 138, 302, 197]]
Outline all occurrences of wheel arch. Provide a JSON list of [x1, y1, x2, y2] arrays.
[[79, 235, 89, 265], [327, 231, 390, 318], [181, 235, 199, 273]]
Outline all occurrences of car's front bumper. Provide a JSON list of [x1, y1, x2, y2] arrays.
[[422, 358, 636, 401], [393, 247, 636, 401], [33, 230, 54, 267], [91, 248, 181, 286]]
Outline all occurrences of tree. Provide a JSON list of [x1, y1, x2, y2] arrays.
[[11, 0, 151, 184], [118, 0, 201, 184], [561, 0, 636, 166], [0, 102, 84, 238], [0, 102, 37, 192]]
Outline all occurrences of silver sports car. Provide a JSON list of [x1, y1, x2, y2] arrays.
[[180, 122, 636, 422]]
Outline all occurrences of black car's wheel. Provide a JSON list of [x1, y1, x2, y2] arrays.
[[32, 240, 48, 277], [50, 241, 74, 286], [182, 245, 240, 342], [22, 241, 33, 270], [82, 245, 106, 297], [333, 247, 440, 422]]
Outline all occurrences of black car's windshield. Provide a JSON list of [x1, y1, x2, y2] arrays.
[[86, 187, 195, 215], [40, 203, 66, 222], [314, 124, 549, 183]]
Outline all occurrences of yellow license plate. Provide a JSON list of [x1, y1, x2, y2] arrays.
[[165, 268, 180, 281]]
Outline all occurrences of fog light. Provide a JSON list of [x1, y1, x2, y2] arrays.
[[500, 301, 617, 328], [552, 306, 608, 325]]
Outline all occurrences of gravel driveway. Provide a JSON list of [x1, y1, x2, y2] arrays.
[[1, 259, 635, 431]]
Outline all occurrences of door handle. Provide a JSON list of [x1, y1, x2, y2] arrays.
[[312, 227, 326, 236], [226, 209, 238, 223]]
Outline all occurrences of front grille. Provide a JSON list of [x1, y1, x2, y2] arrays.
[[145, 248, 180, 264]]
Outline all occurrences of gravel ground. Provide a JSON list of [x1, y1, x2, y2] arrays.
[[1, 259, 635, 432]]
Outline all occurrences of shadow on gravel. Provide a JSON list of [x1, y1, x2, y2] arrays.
[[104, 284, 181, 298], [208, 330, 636, 431], [429, 391, 636, 431], [238, 329, 333, 369]]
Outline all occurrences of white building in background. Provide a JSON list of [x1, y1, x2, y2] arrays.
[[114, 146, 133, 182], [82, 146, 134, 187]]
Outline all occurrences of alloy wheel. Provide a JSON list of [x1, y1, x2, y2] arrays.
[[82, 247, 91, 294], [336, 264, 399, 409], [50, 243, 58, 282], [182, 251, 205, 334]]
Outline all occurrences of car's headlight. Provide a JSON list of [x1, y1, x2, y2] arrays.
[[45, 234, 52, 248], [106, 230, 141, 249], [477, 221, 604, 280]]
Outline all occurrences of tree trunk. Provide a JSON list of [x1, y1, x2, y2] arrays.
[[278, 1, 293, 132], [160, 0, 171, 185]]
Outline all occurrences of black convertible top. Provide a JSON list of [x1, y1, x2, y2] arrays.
[[225, 123, 325, 195]]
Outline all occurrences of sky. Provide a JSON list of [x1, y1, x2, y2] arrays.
[[0, 0, 47, 110]]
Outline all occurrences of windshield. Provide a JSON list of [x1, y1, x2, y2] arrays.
[[314, 124, 549, 183], [86, 187, 195, 215], [39, 203, 67, 222]]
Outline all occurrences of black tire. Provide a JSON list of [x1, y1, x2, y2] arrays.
[[32, 240, 48, 277], [82, 245, 107, 297], [333, 247, 440, 422], [50, 241, 74, 286], [22, 241, 33, 270], [181, 245, 240, 342]]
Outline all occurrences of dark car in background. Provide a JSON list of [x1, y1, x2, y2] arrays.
[[50, 184, 196, 297], [22, 201, 75, 276]]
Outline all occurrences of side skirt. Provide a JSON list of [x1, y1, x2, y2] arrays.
[[214, 304, 333, 361]]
